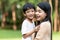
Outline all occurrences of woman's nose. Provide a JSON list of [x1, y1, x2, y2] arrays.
[[35, 12, 39, 15]]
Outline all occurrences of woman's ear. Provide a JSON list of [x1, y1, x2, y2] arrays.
[[45, 13, 47, 17]]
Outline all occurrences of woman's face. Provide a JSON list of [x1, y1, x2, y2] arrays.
[[35, 6, 47, 21]]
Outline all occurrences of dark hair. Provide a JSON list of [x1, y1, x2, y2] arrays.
[[23, 3, 35, 13], [37, 2, 51, 22]]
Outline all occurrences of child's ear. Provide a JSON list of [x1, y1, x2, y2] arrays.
[[23, 13, 26, 16], [23, 14, 26, 16]]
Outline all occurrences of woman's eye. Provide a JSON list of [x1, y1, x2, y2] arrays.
[[38, 10, 41, 13]]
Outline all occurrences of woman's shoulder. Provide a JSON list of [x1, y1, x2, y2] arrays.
[[40, 21, 51, 27]]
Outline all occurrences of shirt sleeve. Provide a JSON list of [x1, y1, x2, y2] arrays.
[[21, 21, 28, 35], [35, 22, 50, 40]]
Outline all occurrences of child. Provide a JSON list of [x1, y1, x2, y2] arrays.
[[21, 3, 39, 40]]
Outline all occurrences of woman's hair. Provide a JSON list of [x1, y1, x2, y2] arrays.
[[37, 2, 51, 23]]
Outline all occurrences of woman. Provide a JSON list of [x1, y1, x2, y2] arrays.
[[34, 2, 51, 40]]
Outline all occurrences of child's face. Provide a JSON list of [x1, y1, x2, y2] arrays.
[[24, 8, 35, 20], [35, 6, 47, 21]]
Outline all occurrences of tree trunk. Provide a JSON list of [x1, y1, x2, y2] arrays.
[[54, 0, 58, 32], [1, 1, 6, 28], [58, 0, 60, 32], [49, 0, 53, 30], [1, 13, 5, 28], [59, 16, 60, 32], [57, 16, 60, 31], [12, 4, 17, 30]]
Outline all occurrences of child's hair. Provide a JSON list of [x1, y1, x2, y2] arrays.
[[23, 3, 35, 13], [37, 2, 51, 23]]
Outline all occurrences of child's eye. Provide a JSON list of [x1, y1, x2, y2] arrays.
[[32, 10, 34, 12], [26, 11, 30, 13]]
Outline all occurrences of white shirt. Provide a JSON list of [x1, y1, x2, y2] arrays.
[[21, 19, 35, 40]]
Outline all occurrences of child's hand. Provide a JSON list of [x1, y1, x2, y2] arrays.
[[34, 25, 40, 32]]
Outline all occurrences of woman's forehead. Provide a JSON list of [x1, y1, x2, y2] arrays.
[[36, 6, 42, 10], [36, 6, 45, 12]]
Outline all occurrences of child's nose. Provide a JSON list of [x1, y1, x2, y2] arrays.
[[30, 12, 34, 14]]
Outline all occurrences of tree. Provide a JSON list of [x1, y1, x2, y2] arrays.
[[57, 0, 60, 31], [1, 0, 8, 28], [11, 2, 17, 30], [49, 0, 53, 30], [54, 0, 58, 32], [0, 0, 18, 30]]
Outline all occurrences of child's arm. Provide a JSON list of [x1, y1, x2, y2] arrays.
[[32, 33, 35, 40], [23, 26, 40, 39], [23, 28, 35, 39], [32, 25, 40, 40]]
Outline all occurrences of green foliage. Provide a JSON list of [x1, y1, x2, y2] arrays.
[[0, 0, 58, 30], [0, 0, 50, 30]]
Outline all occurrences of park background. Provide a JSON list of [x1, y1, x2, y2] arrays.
[[0, 0, 60, 40]]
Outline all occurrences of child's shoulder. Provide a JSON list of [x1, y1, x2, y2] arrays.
[[22, 19, 28, 24]]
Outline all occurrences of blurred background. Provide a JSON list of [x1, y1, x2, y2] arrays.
[[0, 0, 60, 40]]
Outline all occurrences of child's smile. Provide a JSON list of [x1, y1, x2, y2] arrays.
[[25, 9, 35, 20]]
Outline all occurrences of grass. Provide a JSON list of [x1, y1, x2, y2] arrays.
[[52, 32, 60, 40], [0, 29, 22, 40], [0, 29, 60, 40]]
